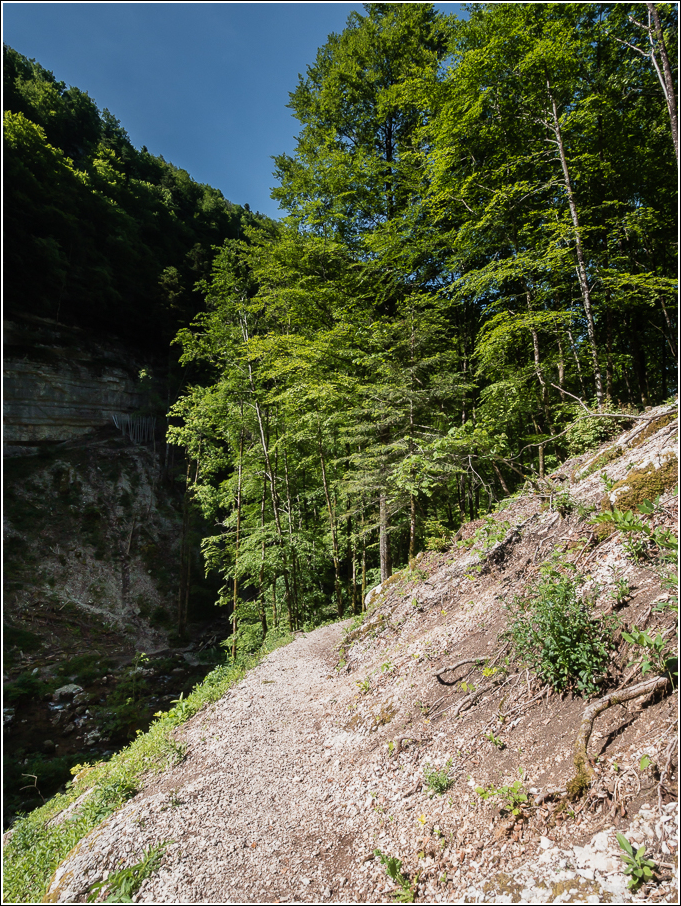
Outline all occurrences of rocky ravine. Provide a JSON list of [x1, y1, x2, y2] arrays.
[[44, 406, 678, 904]]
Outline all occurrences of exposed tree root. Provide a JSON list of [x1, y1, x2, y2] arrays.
[[433, 657, 485, 679], [570, 675, 672, 799], [574, 675, 671, 763]]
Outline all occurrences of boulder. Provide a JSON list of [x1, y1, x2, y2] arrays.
[[52, 684, 83, 702]]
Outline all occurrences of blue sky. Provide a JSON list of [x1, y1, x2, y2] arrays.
[[3, 2, 465, 219]]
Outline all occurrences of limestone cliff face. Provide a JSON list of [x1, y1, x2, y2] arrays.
[[3, 315, 146, 454]]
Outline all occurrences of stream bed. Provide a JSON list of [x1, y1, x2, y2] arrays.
[[3, 625, 230, 829]]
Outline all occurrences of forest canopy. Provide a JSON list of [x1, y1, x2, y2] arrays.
[[168, 2, 677, 650], [4, 3, 677, 652], [3, 44, 263, 348]]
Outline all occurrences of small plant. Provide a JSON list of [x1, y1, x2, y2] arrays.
[[616, 832, 657, 890], [622, 626, 678, 684], [483, 730, 505, 750], [374, 850, 419, 903], [356, 678, 371, 694], [482, 665, 500, 678], [423, 759, 454, 795], [87, 842, 168, 902], [611, 573, 631, 607], [600, 471, 616, 493], [639, 755, 652, 772], [475, 779, 527, 816], [552, 490, 577, 516], [381, 660, 395, 673], [591, 502, 678, 564]]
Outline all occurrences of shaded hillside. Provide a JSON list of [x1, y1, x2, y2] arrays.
[[2, 422, 229, 827], [3, 44, 266, 351]]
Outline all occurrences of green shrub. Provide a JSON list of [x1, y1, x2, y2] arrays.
[[423, 759, 454, 795], [505, 571, 618, 696], [4, 672, 54, 703]]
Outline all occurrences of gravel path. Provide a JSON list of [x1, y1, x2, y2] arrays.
[[43, 405, 679, 905], [48, 622, 372, 904]]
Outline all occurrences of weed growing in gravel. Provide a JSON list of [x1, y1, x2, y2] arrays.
[[423, 759, 454, 795], [475, 779, 527, 816], [504, 567, 618, 696], [483, 730, 505, 750], [374, 850, 419, 903], [2, 632, 293, 904], [622, 627, 678, 684], [87, 842, 168, 902], [616, 833, 657, 890]]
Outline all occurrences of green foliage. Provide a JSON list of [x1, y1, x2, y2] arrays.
[[483, 731, 505, 750], [505, 570, 617, 695], [87, 843, 168, 903], [622, 627, 677, 683], [475, 779, 528, 816], [423, 759, 454, 795], [3, 671, 55, 703], [56, 654, 116, 685], [4, 45, 261, 347], [591, 500, 678, 564], [564, 407, 622, 457], [373, 850, 419, 903], [616, 832, 657, 890]]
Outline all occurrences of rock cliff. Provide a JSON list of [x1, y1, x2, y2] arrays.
[[3, 315, 147, 454]]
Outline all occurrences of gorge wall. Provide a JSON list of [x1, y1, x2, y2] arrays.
[[3, 314, 147, 455]]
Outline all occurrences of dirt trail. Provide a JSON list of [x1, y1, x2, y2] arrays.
[[44, 404, 678, 904], [47, 623, 372, 903]]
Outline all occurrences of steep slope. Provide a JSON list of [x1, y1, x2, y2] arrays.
[[9, 403, 678, 904]]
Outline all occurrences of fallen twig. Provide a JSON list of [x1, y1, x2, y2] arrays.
[[434, 657, 486, 678], [447, 674, 507, 719]]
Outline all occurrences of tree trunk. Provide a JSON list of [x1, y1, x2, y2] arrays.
[[606, 306, 613, 401], [258, 474, 268, 641], [231, 426, 244, 658], [567, 328, 587, 397], [492, 461, 510, 495], [272, 580, 278, 630], [318, 424, 343, 618], [556, 334, 566, 400], [379, 493, 391, 584], [240, 314, 294, 625], [361, 497, 367, 611], [546, 78, 604, 407], [659, 296, 678, 363], [177, 459, 191, 637], [647, 3, 678, 163]]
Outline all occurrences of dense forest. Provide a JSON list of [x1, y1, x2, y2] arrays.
[[3, 44, 262, 349], [4, 3, 678, 655], [168, 2, 678, 650]]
